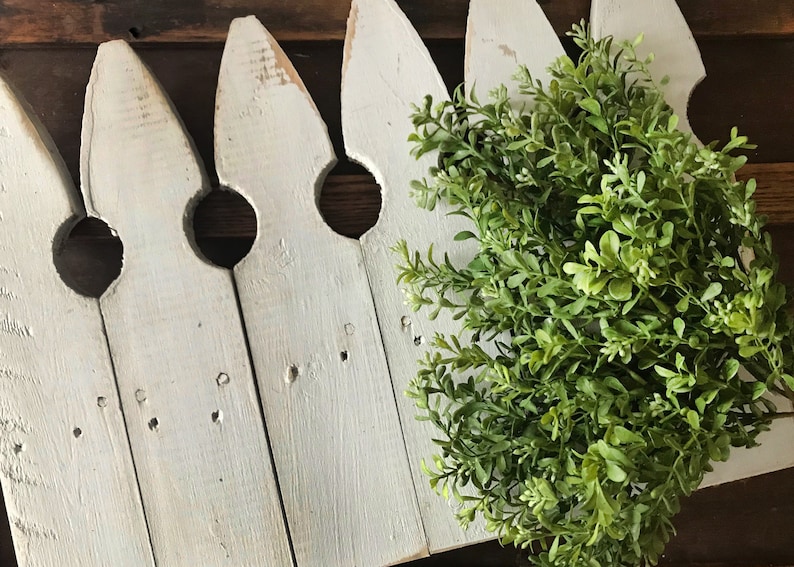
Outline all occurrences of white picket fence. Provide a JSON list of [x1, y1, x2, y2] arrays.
[[0, 1, 792, 566]]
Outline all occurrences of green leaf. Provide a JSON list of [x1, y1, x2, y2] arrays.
[[606, 461, 627, 483], [701, 282, 723, 302], [586, 115, 609, 134], [685, 409, 700, 430], [549, 535, 561, 561], [739, 345, 764, 358], [611, 426, 645, 446], [579, 97, 602, 116], [654, 365, 677, 379], [608, 278, 633, 302], [399, 25, 793, 567], [673, 318, 685, 339]]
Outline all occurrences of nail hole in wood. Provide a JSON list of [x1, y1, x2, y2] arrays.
[[13, 443, 24, 454], [97, 396, 108, 408], [401, 316, 412, 329], [135, 389, 147, 403], [128, 26, 143, 40], [54, 217, 123, 298], [211, 410, 223, 424], [286, 365, 300, 384], [148, 418, 159, 432], [72, 427, 83, 439], [189, 187, 257, 269], [216, 373, 230, 386], [340, 350, 349, 363], [414, 335, 424, 346]]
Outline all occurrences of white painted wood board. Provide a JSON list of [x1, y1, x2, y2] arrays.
[[591, 0, 705, 142], [215, 16, 427, 567], [342, 0, 495, 553], [80, 40, 293, 566], [0, 77, 154, 566], [591, 0, 794, 487], [465, 0, 564, 108]]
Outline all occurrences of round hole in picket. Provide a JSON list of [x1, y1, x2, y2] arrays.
[[54, 217, 124, 298], [189, 187, 257, 269], [318, 162, 381, 239]]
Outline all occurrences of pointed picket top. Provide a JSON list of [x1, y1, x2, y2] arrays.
[[0, 77, 154, 565], [591, 0, 705, 141], [215, 16, 427, 566], [342, 0, 493, 552], [215, 16, 334, 227], [342, 0, 447, 212], [465, 0, 564, 106], [81, 40, 209, 250], [81, 41, 293, 565]]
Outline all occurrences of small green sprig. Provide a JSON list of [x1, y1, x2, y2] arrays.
[[396, 23, 794, 567]]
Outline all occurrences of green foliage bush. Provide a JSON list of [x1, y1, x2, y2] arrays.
[[396, 23, 794, 566]]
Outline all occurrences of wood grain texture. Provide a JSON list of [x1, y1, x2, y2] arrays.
[[343, 0, 496, 553], [591, 0, 705, 138], [2, 37, 794, 183], [465, 0, 564, 106], [0, 0, 793, 44], [0, 78, 154, 566], [5, 213, 794, 567], [215, 16, 426, 566], [0, 1, 793, 565], [80, 40, 293, 566], [59, 164, 794, 243]]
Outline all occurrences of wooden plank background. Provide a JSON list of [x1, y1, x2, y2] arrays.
[[1, 1, 794, 565]]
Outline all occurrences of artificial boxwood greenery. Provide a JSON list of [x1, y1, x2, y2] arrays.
[[396, 23, 794, 567]]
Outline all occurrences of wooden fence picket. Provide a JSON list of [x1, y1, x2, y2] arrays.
[[341, 0, 498, 553], [592, 0, 794, 487], [465, 0, 564, 107], [2, 2, 794, 565], [214, 16, 427, 567], [80, 41, 293, 566], [591, 0, 706, 141], [0, 78, 154, 566]]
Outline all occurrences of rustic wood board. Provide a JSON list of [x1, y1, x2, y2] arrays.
[[465, 0, 563, 107], [215, 15, 427, 566], [0, 78, 154, 566], [592, 0, 705, 138], [55, 165, 794, 244], [594, 0, 794, 488], [342, 0, 494, 552], [0, 0, 791, 43], [2, 36, 794, 182], [0, 0, 794, 565], [80, 40, 293, 565]]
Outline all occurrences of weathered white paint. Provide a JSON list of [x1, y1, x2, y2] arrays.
[[342, 0, 495, 553], [0, 79, 154, 565], [465, 0, 563, 107], [705, 375, 794, 487], [215, 16, 427, 566], [591, 0, 794, 486], [591, 0, 706, 142], [80, 41, 293, 566]]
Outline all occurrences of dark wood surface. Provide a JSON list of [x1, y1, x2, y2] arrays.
[[1, 1, 794, 565], [0, 0, 792, 43]]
